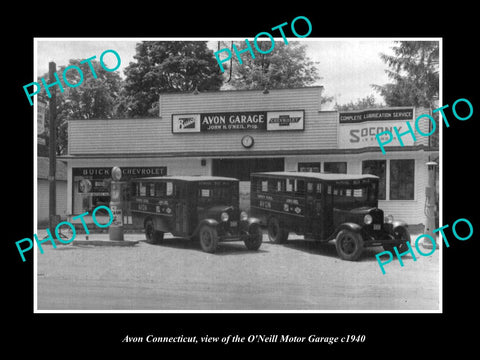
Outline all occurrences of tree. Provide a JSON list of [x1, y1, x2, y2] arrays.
[[372, 41, 439, 108], [225, 41, 322, 91], [121, 41, 224, 117], [38, 58, 124, 155], [373, 41, 440, 149], [334, 94, 383, 111]]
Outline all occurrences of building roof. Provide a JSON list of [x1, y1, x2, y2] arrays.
[[252, 171, 379, 181], [37, 157, 67, 181], [158, 85, 325, 96]]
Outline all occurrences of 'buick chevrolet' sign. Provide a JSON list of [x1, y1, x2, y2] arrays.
[[172, 111, 304, 133]]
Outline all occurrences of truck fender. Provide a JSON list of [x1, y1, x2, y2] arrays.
[[191, 218, 219, 238], [392, 220, 408, 231], [145, 216, 170, 233], [391, 220, 410, 243], [247, 217, 262, 226], [329, 222, 363, 240], [240, 217, 262, 234]]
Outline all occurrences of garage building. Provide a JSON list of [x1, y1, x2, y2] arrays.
[[61, 86, 438, 226]]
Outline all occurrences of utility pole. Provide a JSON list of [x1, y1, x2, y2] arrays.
[[48, 62, 57, 231]]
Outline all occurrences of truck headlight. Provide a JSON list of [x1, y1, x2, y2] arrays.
[[364, 214, 373, 225], [240, 211, 248, 221], [221, 212, 229, 222], [384, 215, 394, 224]]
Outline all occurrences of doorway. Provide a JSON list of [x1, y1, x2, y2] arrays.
[[212, 158, 284, 180], [212, 158, 285, 211]]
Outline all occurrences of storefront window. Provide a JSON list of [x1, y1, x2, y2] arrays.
[[324, 162, 347, 174], [72, 166, 166, 214], [362, 160, 386, 200], [298, 162, 320, 172], [390, 160, 415, 200]]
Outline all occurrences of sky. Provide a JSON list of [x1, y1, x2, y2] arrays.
[[35, 38, 397, 110]]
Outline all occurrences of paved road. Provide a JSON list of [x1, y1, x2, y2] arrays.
[[36, 231, 440, 311]]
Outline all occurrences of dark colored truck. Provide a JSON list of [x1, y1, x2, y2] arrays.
[[129, 176, 262, 253], [250, 172, 410, 260]]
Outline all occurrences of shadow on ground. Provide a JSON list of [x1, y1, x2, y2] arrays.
[[143, 237, 268, 256], [276, 239, 416, 262]]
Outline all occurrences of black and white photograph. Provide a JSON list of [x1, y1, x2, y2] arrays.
[[32, 37, 441, 312], [6, 8, 479, 355]]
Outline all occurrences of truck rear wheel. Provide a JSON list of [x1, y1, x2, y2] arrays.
[[244, 223, 263, 251], [145, 219, 164, 244], [335, 229, 364, 261], [267, 217, 288, 244], [199, 225, 218, 253]]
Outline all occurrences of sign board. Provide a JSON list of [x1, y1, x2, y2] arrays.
[[172, 110, 304, 133], [171, 114, 201, 133], [110, 205, 123, 226], [73, 166, 167, 179], [338, 108, 414, 149], [266, 111, 304, 131], [73, 166, 167, 195]]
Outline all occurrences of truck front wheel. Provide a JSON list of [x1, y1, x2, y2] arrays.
[[335, 229, 364, 261], [244, 223, 263, 251], [199, 225, 218, 253]]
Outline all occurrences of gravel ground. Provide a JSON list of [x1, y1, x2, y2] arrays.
[[36, 230, 440, 311]]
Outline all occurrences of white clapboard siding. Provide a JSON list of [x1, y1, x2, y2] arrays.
[[413, 107, 433, 147], [68, 87, 338, 155], [378, 157, 429, 225], [37, 180, 68, 223]]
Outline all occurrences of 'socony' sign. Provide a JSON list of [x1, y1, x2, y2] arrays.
[[338, 108, 414, 149]]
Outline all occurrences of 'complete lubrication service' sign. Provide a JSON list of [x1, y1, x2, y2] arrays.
[[338, 108, 414, 149]]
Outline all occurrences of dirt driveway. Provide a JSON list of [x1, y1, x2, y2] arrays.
[[36, 231, 440, 311]]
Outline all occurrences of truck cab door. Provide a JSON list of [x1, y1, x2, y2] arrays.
[[174, 183, 189, 236], [175, 202, 186, 234], [305, 182, 322, 238], [322, 184, 334, 238]]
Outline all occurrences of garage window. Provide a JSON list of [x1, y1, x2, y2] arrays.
[[390, 160, 415, 200], [362, 160, 386, 200]]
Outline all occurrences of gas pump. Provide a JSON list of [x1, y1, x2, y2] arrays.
[[109, 166, 127, 240]]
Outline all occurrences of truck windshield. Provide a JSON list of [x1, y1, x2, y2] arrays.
[[332, 182, 377, 210], [198, 182, 236, 205]]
